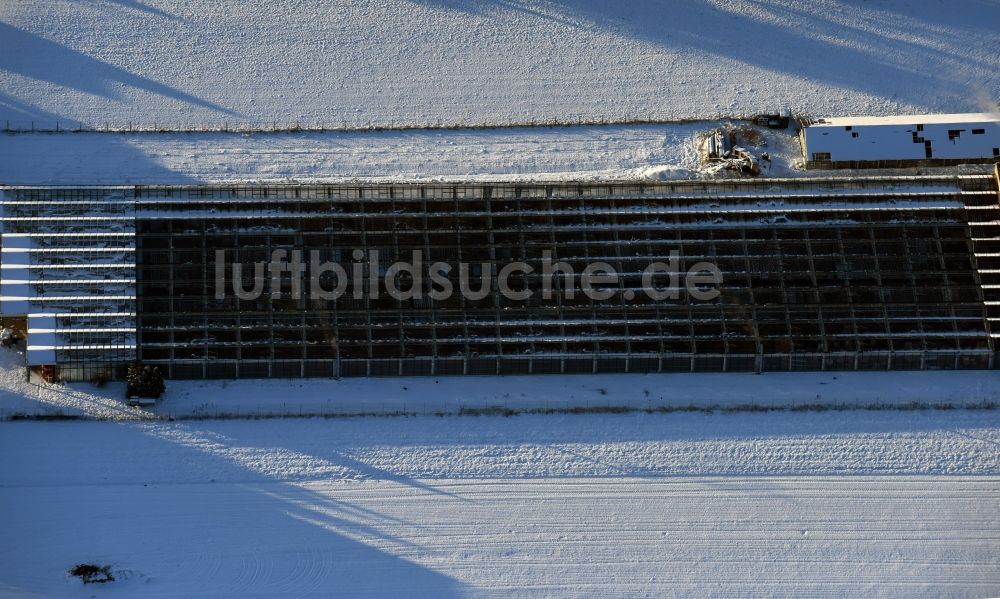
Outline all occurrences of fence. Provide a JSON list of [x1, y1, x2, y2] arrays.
[[0, 112, 780, 135]]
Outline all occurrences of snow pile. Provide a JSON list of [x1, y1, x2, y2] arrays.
[[2, 0, 997, 130]]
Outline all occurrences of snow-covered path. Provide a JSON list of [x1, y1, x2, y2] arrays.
[[0, 123, 805, 185], [0, 126, 708, 184], [2, 412, 999, 597]]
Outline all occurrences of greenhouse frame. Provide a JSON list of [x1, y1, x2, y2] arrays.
[[1, 172, 998, 381]]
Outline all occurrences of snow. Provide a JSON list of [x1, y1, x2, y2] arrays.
[[0, 123, 800, 184], [2, 1, 997, 183], [3, 2, 1000, 595], [3, 342, 1000, 597], [810, 112, 1000, 127], [1, 1, 998, 130], [4, 124, 993, 185], [6, 121, 996, 186], [802, 114, 1000, 162], [1, 341, 998, 421], [1, 411, 999, 596]]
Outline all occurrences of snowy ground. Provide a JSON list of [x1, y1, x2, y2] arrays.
[[4, 348, 998, 596], [3, 2, 1000, 595], [0, 123, 804, 184], [1, 412, 999, 597], [3, 356, 1000, 598], [1, 123, 995, 186], [2, 342, 999, 420], [2, 1, 998, 131]]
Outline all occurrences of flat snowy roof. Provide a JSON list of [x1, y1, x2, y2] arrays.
[[807, 113, 1000, 128]]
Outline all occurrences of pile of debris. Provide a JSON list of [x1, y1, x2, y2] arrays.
[[701, 128, 766, 176]]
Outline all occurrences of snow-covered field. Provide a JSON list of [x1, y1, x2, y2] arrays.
[[3, 2, 1000, 595], [2, 1, 998, 130], [2, 412, 999, 597], [3, 0, 997, 184], [3, 347, 999, 595], [0, 123, 797, 184], [3, 345, 1000, 595]]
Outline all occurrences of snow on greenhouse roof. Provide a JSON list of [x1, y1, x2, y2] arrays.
[[808, 113, 1000, 128]]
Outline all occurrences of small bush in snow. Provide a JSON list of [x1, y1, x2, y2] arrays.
[[69, 563, 114, 584], [126, 362, 165, 399]]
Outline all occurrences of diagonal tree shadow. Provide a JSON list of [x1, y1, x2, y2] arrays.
[[0, 91, 200, 184], [408, 0, 1000, 111], [138, 420, 471, 500], [90, 0, 184, 21], [0, 420, 469, 597], [0, 91, 66, 126], [0, 22, 239, 118]]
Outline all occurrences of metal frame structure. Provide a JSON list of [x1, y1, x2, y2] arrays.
[[2, 174, 998, 381]]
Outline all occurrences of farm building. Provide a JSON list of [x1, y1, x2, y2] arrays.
[[802, 113, 1000, 168], [1, 174, 999, 382]]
